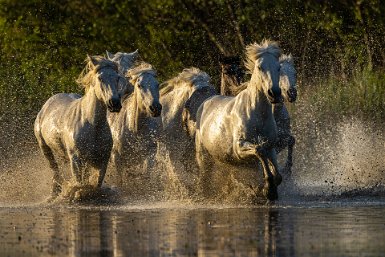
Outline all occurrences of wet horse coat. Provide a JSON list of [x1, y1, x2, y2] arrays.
[[195, 40, 283, 200], [34, 56, 125, 199], [222, 54, 297, 173], [108, 62, 162, 186], [157, 68, 216, 176]]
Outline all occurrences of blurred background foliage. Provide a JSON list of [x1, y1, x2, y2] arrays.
[[0, 0, 384, 120]]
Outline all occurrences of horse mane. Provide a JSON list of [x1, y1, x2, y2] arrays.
[[126, 61, 157, 79], [233, 53, 294, 96], [244, 39, 281, 75], [160, 67, 211, 96], [76, 55, 118, 90]]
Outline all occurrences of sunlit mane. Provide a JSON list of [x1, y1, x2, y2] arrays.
[[234, 52, 292, 96], [126, 61, 156, 79], [244, 39, 281, 75], [76, 56, 118, 90], [160, 67, 211, 96]]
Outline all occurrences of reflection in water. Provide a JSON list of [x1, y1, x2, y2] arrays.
[[0, 204, 385, 256]]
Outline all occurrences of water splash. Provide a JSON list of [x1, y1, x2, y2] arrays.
[[1, 113, 385, 207]]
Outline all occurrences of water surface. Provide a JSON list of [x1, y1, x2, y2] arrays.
[[1, 199, 385, 257]]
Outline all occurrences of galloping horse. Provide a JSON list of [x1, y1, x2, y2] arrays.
[[108, 62, 162, 186], [273, 54, 297, 173], [222, 54, 297, 174], [157, 68, 216, 174], [195, 40, 283, 201], [34, 56, 126, 199]]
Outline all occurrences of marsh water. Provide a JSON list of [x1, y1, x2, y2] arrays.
[[1, 200, 385, 256], [1, 113, 385, 256]]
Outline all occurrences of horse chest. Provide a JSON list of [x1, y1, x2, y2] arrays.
[[72, 123, 112, 157]]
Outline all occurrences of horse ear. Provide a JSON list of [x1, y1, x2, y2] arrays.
[[106, 50, 114, 60], [132, 49, 139, 59], [87, 55, 100, 67]]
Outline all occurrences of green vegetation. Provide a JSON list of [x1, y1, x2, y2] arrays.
[[0, 0, 384, 120], [298, 69, 385, 121]]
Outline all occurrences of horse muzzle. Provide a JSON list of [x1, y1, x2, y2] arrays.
[[149, 102, 162, 117], [107, 98, 122, 113], [268, 89, 283, 104]]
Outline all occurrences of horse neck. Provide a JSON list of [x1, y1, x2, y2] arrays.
[[244, 74, 273, 119], [80, 87, 107, 126]]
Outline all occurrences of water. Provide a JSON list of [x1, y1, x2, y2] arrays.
[[1, 107, 385, 256], [1, 201, 385, 256]]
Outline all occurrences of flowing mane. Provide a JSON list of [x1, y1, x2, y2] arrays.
[[126, 61, 157, 79], [233, 46, 290, 96], [244, 39, 281, 75], [76, 55, 118, 90], [160, 67, 211, 96]]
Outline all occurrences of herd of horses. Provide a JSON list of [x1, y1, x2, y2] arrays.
[[34, 39, 297, 202]]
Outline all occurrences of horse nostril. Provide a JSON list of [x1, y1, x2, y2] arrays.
[[112, 98, 121, 106], [108, 98, 121, 112], [150, 103, 162, 116], [156, 103, 162, 112]]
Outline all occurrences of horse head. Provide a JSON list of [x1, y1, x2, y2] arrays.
[[106, 49, 140, 75], [245, 40, 283, 104], [127, 62, 162, 117], [279, 54, 297, 103], [79, 55, 125, 112]]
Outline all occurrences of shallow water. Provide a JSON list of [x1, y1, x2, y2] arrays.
[[1, 115, 385, 256], [1, 200, 385, 257]]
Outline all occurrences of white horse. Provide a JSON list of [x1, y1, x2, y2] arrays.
[[195, 40, 283, 201], [108, 62, 162, 186], [222, 54, 297, 174], [34, 55, 126, 200], [157, 68, 216, 174], [273, 54, 297, 173]]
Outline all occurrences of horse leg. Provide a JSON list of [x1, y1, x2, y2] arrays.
[[37, 137, 62, 199], [265, 149, 282, 186], [111, 151, 124, 187], [255, 146, 281, 201], [285, 135, 295, 174], [258, 155, 278, 201], [69, 154, 83, 185], [195, 136, 213, 198], [97, 161, 109, 188]]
